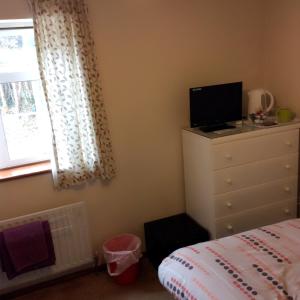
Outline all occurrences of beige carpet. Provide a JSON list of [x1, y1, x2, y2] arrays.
[[10, 258, 173, 300]]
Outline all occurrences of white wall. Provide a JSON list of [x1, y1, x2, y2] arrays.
[[262, 0, 300, 114], [0, 0, 265, 253], [0, 0, 31, 19]]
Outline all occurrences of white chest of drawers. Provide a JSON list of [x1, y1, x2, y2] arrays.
[[182, 123, 300, 239]]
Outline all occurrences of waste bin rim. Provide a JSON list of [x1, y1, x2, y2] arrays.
[[103, 233, 141, 252]]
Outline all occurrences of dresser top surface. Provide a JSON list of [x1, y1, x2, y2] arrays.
[[183, 119, 300, 143]]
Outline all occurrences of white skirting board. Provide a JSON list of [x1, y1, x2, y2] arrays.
[[0, 202, 93, 295]]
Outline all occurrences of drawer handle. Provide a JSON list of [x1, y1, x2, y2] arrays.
[[284, 208, 291, 215], [285, 141, 292, 147], [224, 154, 232, 160], [284, 186, 291, 192], [225, 178, 232, 185], [226, 201, 233, 208], [226, 224, 233, 231], [285, 164, 291, 170]]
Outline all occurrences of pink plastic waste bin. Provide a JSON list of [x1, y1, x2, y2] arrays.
[[103, 234, 142, 285]]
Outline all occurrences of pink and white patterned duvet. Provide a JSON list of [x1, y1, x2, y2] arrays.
[[158, 219, 300, 300]]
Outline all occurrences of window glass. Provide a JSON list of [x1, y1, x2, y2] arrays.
[[0, 20, 51, 169], [0, 28, 39, 74]]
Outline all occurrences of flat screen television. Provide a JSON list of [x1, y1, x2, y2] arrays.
[[190, 81, 243, 132]]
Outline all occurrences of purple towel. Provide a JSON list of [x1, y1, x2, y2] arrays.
[[0, 221, 56, 279]]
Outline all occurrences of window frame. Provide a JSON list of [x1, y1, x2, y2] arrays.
[[0, 19, 51, 170]]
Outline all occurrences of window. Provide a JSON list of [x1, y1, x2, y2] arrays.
[[0, 19, 51, 169]]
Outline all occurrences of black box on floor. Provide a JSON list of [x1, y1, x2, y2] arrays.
[[144, 213, 210, 269]]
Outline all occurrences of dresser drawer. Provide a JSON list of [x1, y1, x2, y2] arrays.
[[215, 177, 298, 218], [212, 130, 299, 170], [216, 199, 297, 238], [214, 153, 298, 194]]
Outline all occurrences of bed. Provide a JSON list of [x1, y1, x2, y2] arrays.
[[158, 218, 300, 300]]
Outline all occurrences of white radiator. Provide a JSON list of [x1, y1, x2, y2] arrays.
[[0, 202, 93, 295]]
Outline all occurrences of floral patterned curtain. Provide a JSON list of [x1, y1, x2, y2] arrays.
[[29, 0, 115, 188]]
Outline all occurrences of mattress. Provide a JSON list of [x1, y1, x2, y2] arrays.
[[158, 218, 300, 300]]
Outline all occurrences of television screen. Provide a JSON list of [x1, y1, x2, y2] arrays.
[[190, 81, 242, 128]]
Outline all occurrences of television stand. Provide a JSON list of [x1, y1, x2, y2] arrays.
[[199, 123, 236, 133]]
